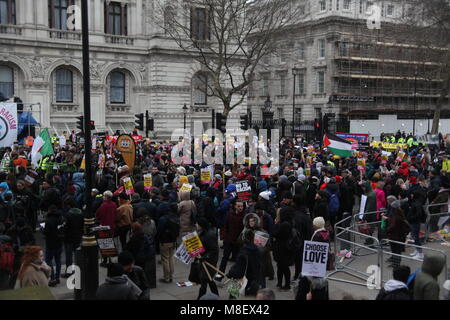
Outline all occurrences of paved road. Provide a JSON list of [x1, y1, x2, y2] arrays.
[[35, 230, 450, 300]]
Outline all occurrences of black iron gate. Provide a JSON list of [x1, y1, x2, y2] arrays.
[[250, 119, 315, 140]]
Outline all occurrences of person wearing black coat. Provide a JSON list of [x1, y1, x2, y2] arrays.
[[376, 265, 411, 300], [156, 203, 179, 283], [39, 180, 61, 211], [96, 263, 138, 300], [125, 222, 156, 288], [292, 195, 313, 280], [197, 187, 218, 230], [272, 207, 296, 291], [227, 229, 261, 298], [43, 205, 64, 286], [406, 191, 425, 259], [61, 198, 84, 278], [193, 218, 219, 300], [313, 191, 329, 222], [118, 251, 150, 300]]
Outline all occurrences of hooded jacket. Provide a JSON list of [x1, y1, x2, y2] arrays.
[[63, 208, 84, 243], [43, 209, 64, 249], [178, 190, 196, 236], [376, 280, 410, 300], [227, 243, 261, 296], [96, 275, 138, 300], [413, 253, 446, 300]]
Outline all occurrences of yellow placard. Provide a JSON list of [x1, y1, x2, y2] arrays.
[[115, 135, 136, 170], [200, 170, 211, 183], [371, 141, 409, 150], [180, 184, 193, 192], [144, 174, 152, 190], [123, 177, 134, 195], [305, 168, 311, 176], [357, 159, 366, 167], [182, 232, 205, 257]]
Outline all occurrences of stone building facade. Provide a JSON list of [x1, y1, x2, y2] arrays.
[[248, 0, 450, 136], [0, 0, 245, 138]]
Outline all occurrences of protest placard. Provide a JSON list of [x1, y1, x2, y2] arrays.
[[200, 169, 211, 185], [235, 180, 252, 201], [254, 231, 270, 248], [180, 184, 193, 192], [123, 177, 134, 195], [301, 241, 330, 278], [182, 232, 205, 258], [91, 226, 118, 258], [144, 174, 152, 190], [174, 243, 193, 264]]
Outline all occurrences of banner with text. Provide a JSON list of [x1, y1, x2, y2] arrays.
[[301, 241, 330, 278], [0, 103, 18, 148]]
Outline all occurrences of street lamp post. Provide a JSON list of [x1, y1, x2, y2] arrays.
[[413, 71, 417, 136], [292, 68, 298, 140], [75, 0, 99, 300], [183, 104, 188, 130]]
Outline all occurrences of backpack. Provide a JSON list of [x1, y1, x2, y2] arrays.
[[166, 215, 180, 239], [137, 235, 155, 261], [288, 228, 302, 253], [0, 243, 14, 273], [328, 192, 340, 214]]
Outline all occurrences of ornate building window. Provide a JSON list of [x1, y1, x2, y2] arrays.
[[55, 68, 73, 102], [110, 71, 126, 104], [49, 0, 74, 30], [0, 0, 15, 25], [105, 1, 127, 35], [190, 7, 209, 40], [0, 65, 13, 98], [192, 73, 208, 105]]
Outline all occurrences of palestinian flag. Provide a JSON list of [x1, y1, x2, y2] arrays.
[[323, 133, 353, 157]]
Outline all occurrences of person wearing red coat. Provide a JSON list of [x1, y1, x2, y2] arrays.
[[96, 191, 118, 235], [397, 162, 409, 180], [215, 200, 245, 280]]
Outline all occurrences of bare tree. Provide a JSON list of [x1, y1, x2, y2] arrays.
[[396, 0, 450, 134], [156, 0, 303, 122]]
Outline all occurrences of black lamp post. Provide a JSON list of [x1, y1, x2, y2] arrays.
[[74, 0, 98, 301], [263, 96, 273, 132], [292, 68, 298, 139], [413, 70, 418, 136], [183, 104, 188, 130]]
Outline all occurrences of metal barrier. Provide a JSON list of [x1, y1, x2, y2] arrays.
[[381, 239, 448, 288], [327, 214, 383, 287], [327, 211, 449, 291], [424, 203, 450, 241]]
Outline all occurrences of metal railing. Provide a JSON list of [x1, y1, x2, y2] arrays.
[[424, 203, 450, 242], [327, 210, 449, 291]]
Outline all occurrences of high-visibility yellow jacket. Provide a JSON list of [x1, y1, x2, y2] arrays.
[[443, 160, 450, 173]]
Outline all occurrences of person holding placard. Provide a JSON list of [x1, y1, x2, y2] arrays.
[[194, 218, 219, 300]]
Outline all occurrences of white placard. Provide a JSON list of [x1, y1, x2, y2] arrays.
[[59, 135, 66, 147], [359, 195, 368, 220], [301, 241, 330, 278], [0, 103, 18, 148], [174, 243, 193, 265]]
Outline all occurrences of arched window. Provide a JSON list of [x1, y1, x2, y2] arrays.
[[56, 68, 73, 102], [164, 5, 174, 34], [110, 71, 125, 103], [192, 73, 208, 105], [0, 65, 14, 99]]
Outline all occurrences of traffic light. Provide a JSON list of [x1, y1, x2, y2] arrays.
[[76, 116, 84, 131], [240, 114, 249, 131], [216, 112, 226, 133], [89, 120, 95, 131], [323, 114, 329, 133], [147, 118, 154, 131], [135, 113, 144, 131], [314, 118, 321, 137], [14, 97, 23, 114]]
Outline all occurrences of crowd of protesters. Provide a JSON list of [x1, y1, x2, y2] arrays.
[[0, 129, 449, 300]]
